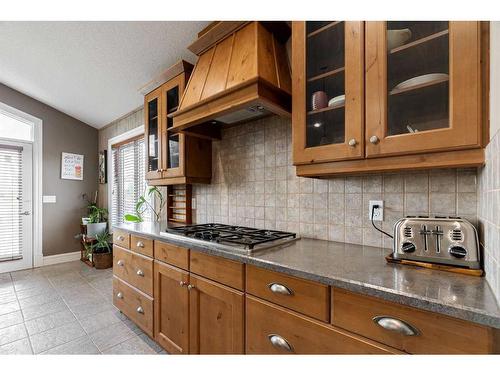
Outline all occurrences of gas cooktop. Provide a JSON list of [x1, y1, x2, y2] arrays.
[[160, 223, 297, 253]]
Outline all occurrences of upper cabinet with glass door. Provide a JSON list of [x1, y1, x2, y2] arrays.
[[142, 60, 212, 185], [293, 21, 487, 177], [292, 21, 364, 165], [365, 21, 483, 157]]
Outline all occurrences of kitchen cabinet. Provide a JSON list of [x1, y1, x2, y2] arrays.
[[189, 274, 245, 354], [153, 260, 190, 354], [143, 60, 212, 185], [292, 21, 488, 177]]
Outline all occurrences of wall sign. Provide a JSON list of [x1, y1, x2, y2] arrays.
[[61, 152, 84, 180]]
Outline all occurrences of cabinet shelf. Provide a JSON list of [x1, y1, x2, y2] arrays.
[[389, 29, 449, 55], [307, 21, 342, 38], [308, 67, 345, 83], [307, 103, 345, 116], [389, 76, 449, 96]]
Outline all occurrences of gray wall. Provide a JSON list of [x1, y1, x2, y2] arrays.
[[0, 83, 98, 256]]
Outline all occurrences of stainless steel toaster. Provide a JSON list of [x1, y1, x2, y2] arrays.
[[393, 216, 481, 269]]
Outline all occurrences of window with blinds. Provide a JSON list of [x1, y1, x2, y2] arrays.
[[0, 145, 23, 262], [111, 136, 150, 225]]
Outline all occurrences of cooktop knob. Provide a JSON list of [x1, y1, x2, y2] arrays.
[[449, 246, 467, 259], [401, 241, 416, 253]]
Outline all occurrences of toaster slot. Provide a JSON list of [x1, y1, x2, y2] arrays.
[[419, 225, 431, 252], [431, 225, 443, 253]]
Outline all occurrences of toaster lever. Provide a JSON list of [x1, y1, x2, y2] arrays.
[[432, 225, 444, 253], [419, 225, 432, 252]]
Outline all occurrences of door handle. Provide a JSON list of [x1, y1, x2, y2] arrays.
[[19, 211, 31, 216], [268, 334, 294, 352]]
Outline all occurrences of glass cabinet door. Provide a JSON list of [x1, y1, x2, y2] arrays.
[[161, 77, 184, 177], [365, 22, 481, 157], [293, 21, 364, 165], [145, 87, 163, 180]]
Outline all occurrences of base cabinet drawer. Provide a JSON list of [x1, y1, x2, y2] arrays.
[[246, 265, 330, 322], [113, 229, 130, 249], [113, 245, 153, 296], [113, 276, 153, 337], [155, 241, 189, 270], [246, 296, 399, 354], [332, 288, 497, 354], [130, 235, 154, 258], [190, 252, 245, 291]]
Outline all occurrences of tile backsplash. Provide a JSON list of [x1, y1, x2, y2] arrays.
[[193, 116, 478, 250]]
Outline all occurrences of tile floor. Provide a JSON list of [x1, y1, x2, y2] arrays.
[[0, 260, 165, 355]]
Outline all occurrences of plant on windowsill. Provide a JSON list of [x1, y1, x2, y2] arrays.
[[84, 231, 113, 269], [124, 186, 165, 223]]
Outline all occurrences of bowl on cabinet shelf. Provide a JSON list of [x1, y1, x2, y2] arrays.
[[387, 28, 412, 51]]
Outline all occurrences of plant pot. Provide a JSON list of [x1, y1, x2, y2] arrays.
[[93, 251, 113, 269], [86, 222, 107, 239]]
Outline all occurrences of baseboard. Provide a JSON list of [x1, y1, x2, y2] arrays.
[[43, 251, 81, 266]]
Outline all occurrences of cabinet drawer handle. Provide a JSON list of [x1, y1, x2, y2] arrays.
[[268, 283, 293, 296], [179, 281, 187, 287], [372, 316, 419, 336], [117, 235, 124, 241], [136, 241, 145, 248], [268, 334, 293, 352], [136, 306, 144, 314], [187, 284, 196, 291], [117, 260, 124, 267], [136, 269, 144, 277], [116, 292, 123, 299]]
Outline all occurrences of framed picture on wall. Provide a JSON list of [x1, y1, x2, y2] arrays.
[[99, 150, 107, 184], [61, 152, 84, 180]]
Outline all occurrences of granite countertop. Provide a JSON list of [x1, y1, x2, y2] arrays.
[[114, 222, 500, 329]]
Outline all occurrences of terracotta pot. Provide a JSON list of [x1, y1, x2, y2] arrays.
[[93, 252, 113, 269], [311, 91, 328, 110]]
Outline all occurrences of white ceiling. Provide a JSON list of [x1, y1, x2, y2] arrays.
[[0, 21, 209, 128]]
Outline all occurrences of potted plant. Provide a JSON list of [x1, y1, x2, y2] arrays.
[[86, 204, 108, 238], [124, 186, 165, 223], [87, 231, 113, 269]]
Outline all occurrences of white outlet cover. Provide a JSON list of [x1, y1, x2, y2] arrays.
[[369, 200, 384, 221]]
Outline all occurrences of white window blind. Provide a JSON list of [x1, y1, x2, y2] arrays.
[[111, 137, 150, 225], [0, 145, 23, 262]]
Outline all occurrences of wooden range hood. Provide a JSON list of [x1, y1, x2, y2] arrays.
[[171, 21, 292, 139]]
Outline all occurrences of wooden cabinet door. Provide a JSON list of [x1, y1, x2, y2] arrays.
[[189, 274, 244, 354], [153, 260, 189, 354], [365, 21, 482, 157], [160, 74, 186, 179], [144, 86, 163, 180], [292, 21, 364, 165]]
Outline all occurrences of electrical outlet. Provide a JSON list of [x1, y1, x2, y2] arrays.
[[369, 200, 384, 221]]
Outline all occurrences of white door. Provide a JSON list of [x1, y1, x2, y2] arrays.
[[0, 141, 33, 273]]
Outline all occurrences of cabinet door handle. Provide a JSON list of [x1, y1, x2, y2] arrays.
[[187, 284, 195, 291], [268, 334, 293, 352], [369, 135, 380, 144], [116, 292, 123, 299], [348, 138, 357, 147], [117, 235, 124, 241], [117, 260, 124, 267], [268, 283, 293, 296], [136, 306, 144, 314], [179, 281, 187, 287], [372, 316, 419, 336], [136, 241, 145, 248], [136, 269, 144, 277]]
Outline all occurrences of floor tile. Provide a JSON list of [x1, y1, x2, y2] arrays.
[[18, 290, 61, 309], [122, 317, 144, 335], [0, 310, 24, 330], [89, 321, 136, 352], [0, 290, 17, 304], [103, 335, 157, 355], [29, 321, 86, 354], [0, 300, 20, 316], [0, 338, 33, 354], [15, 284, 56, 300], [79, 309, 122, 334], [0, 322, 28, 346], [137, 333, 164, 353], [24, 309, 76, 336], [41, 336, 100, 355], [13, 278, 52, 292], [69, 299, 116, 320], [22, 299, 68, 321]]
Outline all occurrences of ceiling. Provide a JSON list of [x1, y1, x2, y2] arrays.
[[0, 21, 209, 128]]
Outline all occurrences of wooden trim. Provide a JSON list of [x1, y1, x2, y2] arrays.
[[188, 21, 250, 55], [139, 60, 194, 95], [144, 86, 163, 180], [147, 176, 211, 186], [481, 21, 490, 147], [296, 148, 485, 177], [110, 134, 143, 149]]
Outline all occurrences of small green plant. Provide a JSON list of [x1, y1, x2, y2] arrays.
[[124, 186, 164, 223], [91, 231, 112, 253], [87, 204, 108, 223]]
